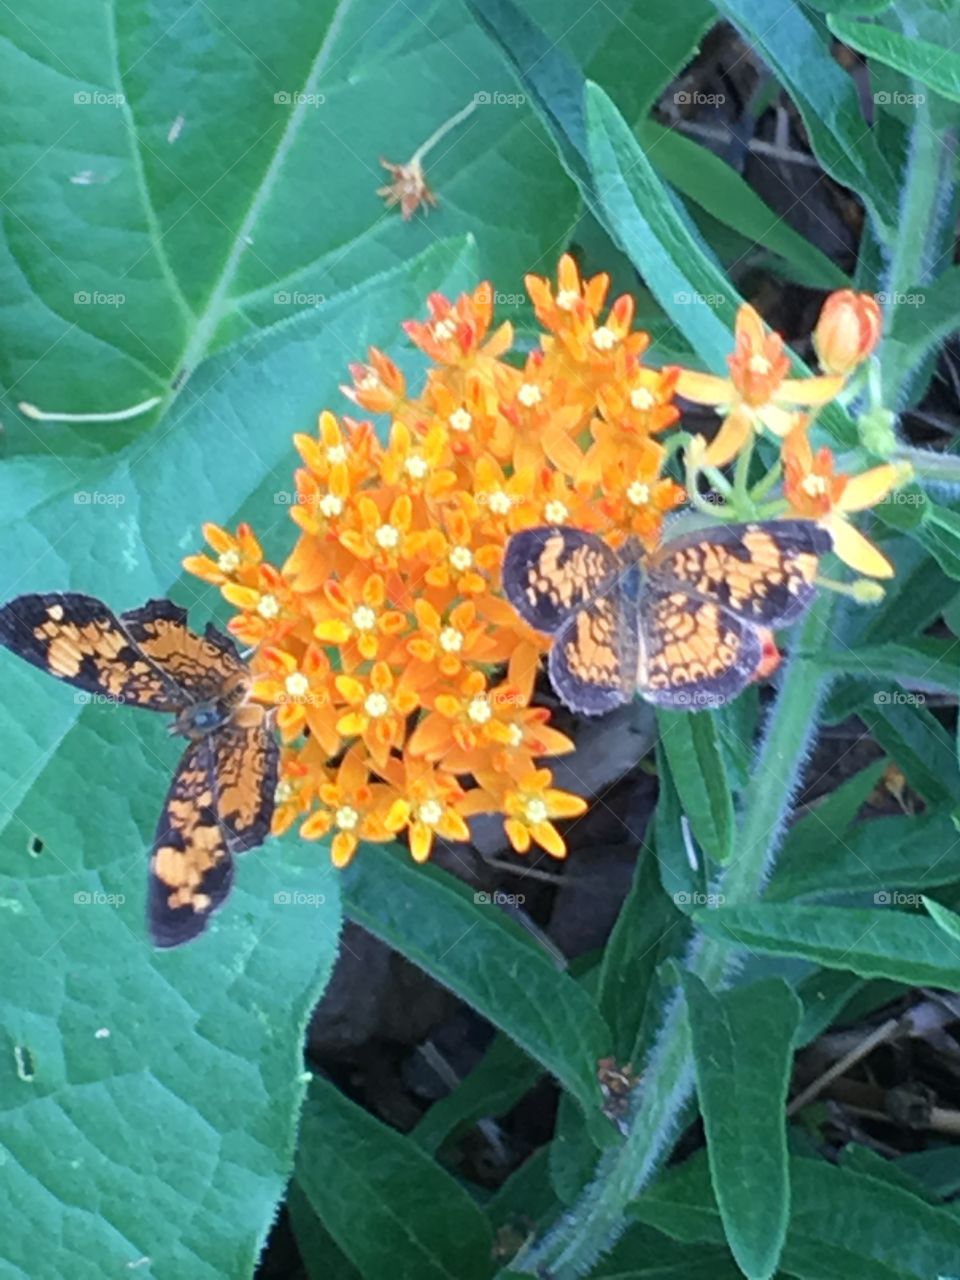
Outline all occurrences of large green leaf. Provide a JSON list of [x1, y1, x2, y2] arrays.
[[695, 901, 960, 989], [682, 976, 799, 1279], [342, 844, 611, 1115], [634, 1152, 960, 1279], [829, 13, 960, 102], [0, 241, 473, 1278], [658, 711, 735, 864], [0, 0, 578, 461], [296, 1076, 492, 1280]]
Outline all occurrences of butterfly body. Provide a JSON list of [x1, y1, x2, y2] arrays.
[[0, 593, 278, 947], [502, 520, 831, 715]]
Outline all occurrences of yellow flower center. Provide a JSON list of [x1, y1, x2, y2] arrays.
[[802, 474, 829, 498], [326, 444, 347, 465], [748, 354, 771, 375], [217, 549, 240, 573], [630, 387, 655, 411], [506, 723, 523, 748], [449, 546, 473, 572], [439, 626, 463, 653], [592, 326, 617, 351], [487, 489, 513, 515], [449, 408, 472, 433], [375, 523, 400, 549], [257, 594, 280, 619], [524, 796, 549, 824], [351, 605, 376, 631], [627, 482, 650, 506], [556, 289, 578, 311], [417, 799, 444, 827], [364, 691, 390, 718], [335, 805, 359, 831], [275, 779, 294, 803], [544, 501, 568, 525], [468, 696, 492, 724], [358, 373, 379, 391], [285, 672, 310, 699], [318, 493, 343, 518], [405, 454, 429, 479], [433, 318, 457, 342], [517, 383, 542, 408]]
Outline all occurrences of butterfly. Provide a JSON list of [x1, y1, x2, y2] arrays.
[[0, 594, 278, 947], [501, 520, 831, 714]]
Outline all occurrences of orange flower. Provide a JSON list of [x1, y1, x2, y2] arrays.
[[183, 522, 262, 587], [782, 421, 897, 577], [300, 749, 395, 867], [403, 283, 512, 367], [598, 442, 686, 548], [335, 661, 419, 767], [382, 754, 470, 862], [252, 644, 341, 752], [814, 291, 882, 376], [338, 491, 419, 570], [405, 599, 497, 680], [377, 156, 437, 221], [342, 346, 408, 415], [461, 768, 587, 858], [675, 304, 844, 465], [312, 572, 408, 664]]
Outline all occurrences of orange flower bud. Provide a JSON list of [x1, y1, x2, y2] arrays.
[[814, 291, 882, 376]]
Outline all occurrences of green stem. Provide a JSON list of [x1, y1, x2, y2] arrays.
[[508, 596, 835, 1278], [896, 445, 960, 488]]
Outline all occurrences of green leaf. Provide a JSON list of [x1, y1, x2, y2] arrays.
[[0, 241, 472, 1277], [922, 894, 960, 943], [774, 758, 886, 866], [296, 1076, 492, 1280], [0, 0, 579, 459], [634, 1151, 960, 1279], [342, 845, 610, 1114], [795, 968, 868, 1045], [887, 266, 960, 377], [682, 976, 799, 1280], [768, 807, 960, 902], [829, 14, 960, 102], [288, 1183, 363, 1280], [639, 123, 849, 290], [410, 1032, 541, 1156], [859, 700, 960, 806], [658, 711, 735, 864], [695, 902, 960, 989], [597, 1222, 743, 1278], [815, 637, 960, 693], [599, 851, 689, 1062], [710, 0, 898, 235], [0, 833, 341, 1278]]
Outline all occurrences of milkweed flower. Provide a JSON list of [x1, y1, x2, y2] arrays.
[[675, 303, 844, 465], [783, 421, 898, 577], [814, 291, 882, 376]]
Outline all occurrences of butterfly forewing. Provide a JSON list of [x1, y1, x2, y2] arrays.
[[502, 526, 622, 633], [120, 600, 247, 705]]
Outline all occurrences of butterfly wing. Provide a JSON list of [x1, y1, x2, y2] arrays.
[[647, 520, 830, 626], [502, 526, 622, 633], [120, 600, 246, 704], [637, 590, 762, 710], [148, 712, 278, 947], [548, 584, 638, 715], [0, 592, 185, 710]]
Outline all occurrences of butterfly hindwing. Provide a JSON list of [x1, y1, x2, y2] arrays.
[[0, 592, 183, 709], [637, 591, 762, 709], [502, 526, 622, 633], [212, 713, 280, 851], [148, 736, 234, 948], [549, 585, 637, 715], [647, 520, 831, 627]]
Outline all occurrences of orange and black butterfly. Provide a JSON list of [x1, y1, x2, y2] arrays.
[[502, 520, 831, 714], [0, 594, 278, 947]]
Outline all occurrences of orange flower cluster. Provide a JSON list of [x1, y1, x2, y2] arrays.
[[186, 256, 687, 866]]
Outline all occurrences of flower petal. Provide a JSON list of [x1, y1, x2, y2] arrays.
[[828, 515, 894, 578]]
